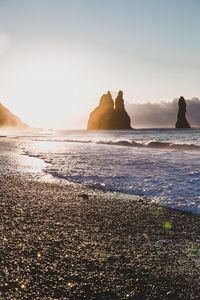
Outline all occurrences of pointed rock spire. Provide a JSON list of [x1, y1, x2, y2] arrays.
[[175, 96, 190, 128], [114, 91, 132, 129]]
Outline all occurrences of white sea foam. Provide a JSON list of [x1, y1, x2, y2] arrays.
[[17, 129, 200, 215]]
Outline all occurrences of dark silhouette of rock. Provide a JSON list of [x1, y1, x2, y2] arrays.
[[87, 92, 115, 130], [175, 96, 191, 129], [87, 91, 132, 130], [114, 91, 132, 129], [0, 102, 29, 129]]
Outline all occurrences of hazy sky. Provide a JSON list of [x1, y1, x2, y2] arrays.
[[0, 0, 200, 128]]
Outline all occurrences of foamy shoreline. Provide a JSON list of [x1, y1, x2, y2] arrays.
[[6, 129, 199, 215], [0, 139, 200, 299]]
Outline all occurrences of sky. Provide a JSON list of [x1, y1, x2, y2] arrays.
[[0, 0, 200, 129]]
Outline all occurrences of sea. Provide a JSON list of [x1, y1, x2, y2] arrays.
[[2, 128, 200, 214]]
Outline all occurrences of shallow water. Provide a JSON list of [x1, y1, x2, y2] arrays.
[[2, 128, 200, 214]]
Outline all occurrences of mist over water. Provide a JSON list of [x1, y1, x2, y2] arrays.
[[126, 98, 200, 128], [14, 128, 200, 215]]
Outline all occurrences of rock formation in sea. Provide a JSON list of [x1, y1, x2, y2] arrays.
[[87, 91, 115, 130], [0, 102, 29, 129], [114, 91, 132, 129], [175, 96, 191, 129], [87, 91, 132, 130]]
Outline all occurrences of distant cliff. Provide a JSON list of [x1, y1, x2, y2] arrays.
[[0, 103, 29, 129], [87, 91, 132, 130], [175, 96, 191, 129]]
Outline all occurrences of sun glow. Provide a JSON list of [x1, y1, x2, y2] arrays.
[[2, 42, 100, 129]]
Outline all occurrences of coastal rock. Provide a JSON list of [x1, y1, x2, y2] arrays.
[[87, 92, 115, 130], [0, 102, 29, 129], [87, 91, 132, 130], [175, 96, 191, 129], [114, 91, 132, 129]]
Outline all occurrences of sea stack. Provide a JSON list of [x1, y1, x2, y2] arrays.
[[175, 96, 190, 129], [114, 91, 132, 129], [87, 91, 115, 130], [87, 91, 132, 130]]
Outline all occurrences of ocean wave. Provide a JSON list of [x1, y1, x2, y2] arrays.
[[64, 139, 92, 143], [63, 139, 200, 151], [19, 134, 200, 215], [145, 141, 200, 151]]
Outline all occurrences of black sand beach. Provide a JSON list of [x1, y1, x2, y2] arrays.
[[0, 139, 200, 299]]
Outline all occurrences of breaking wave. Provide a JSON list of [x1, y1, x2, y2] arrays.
[[63, 139, 200, 151], [18, 129, 200, 215]]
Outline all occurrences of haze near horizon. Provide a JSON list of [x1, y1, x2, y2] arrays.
[[0, 0, 200, 129]]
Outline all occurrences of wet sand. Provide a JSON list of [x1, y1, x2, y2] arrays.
[[0, 139, 200, 299]]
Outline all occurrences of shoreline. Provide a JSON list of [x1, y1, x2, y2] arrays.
[[0, 139, 200, 299]]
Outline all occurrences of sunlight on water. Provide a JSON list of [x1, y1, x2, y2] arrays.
[[18, 152, 47, 175], [14, 129, 200, 214]]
